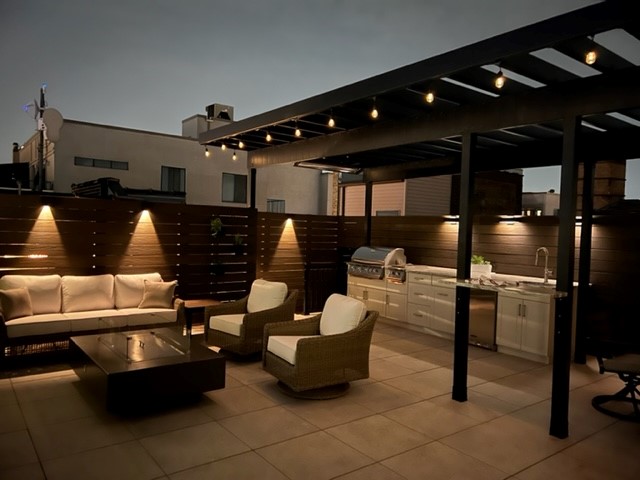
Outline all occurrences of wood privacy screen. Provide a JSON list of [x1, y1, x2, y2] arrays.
[[0, 193, 637, 345]]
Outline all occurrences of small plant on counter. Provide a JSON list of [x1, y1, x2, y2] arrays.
[[471, 254, 490, 265]]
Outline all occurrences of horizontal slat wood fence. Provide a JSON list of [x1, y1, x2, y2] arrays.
[[0, 193, 637, 348]]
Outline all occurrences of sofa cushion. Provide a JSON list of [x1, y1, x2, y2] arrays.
[[0, 274, 61, 315], [65, 309, 129, 332], [61, 274, 115, 313], [122, 308, 177, 327], [247, 279, 288, 313], [0, 287, 33, 321], [319, 294, 367, 336], [267, 335, 316, 365], [114, 273, 163, 309], [4, 313, 70, 338], [209, 314, 245, 336], [138, 280, 177, 308]]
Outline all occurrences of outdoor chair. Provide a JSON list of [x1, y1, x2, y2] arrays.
[[204, 279, 297, 357], [592, 351, 640, 422], [262, 293, 378, 399]]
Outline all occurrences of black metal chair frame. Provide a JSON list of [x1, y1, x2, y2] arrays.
[[592, 353, 640, 422]]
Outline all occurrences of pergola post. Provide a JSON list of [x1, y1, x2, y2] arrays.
[[364, 181, 373, 245], [452, 131, 476, 402], [550, 116, 580, 438]]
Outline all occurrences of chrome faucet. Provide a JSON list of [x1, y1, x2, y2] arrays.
[[535, 246, 551, 284]]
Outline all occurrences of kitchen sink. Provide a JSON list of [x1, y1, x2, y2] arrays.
[[516, 280, 556, 290]]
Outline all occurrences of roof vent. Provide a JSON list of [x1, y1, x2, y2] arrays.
[[206, 103, 234, 122]]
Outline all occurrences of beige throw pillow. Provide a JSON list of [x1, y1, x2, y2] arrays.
[[138, 280, 177, 308], [0, 287, 33, 321]]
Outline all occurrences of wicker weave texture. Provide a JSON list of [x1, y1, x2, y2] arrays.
[[263, 310, 378, 392], [205, 290, 298, 356]]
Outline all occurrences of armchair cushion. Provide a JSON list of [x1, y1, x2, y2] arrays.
[[247, 279, 288, 313], [319, 294, 366, 336], [0, 287, 33, 321], [209, 314, 245, 336], [267, 335, 316, 365], [138, 280, 177, 308]]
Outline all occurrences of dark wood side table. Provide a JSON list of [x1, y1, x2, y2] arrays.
[[183, 299, 221, 335]]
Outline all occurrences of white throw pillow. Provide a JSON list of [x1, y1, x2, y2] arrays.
[[319, 294, 367, 336], [61, 274, 115, 313], [138, 280, 176, 308], [0, 274, 61, 314], [246, 279, 287, 313], [0, 287, 33, 320], [114, 273, 163, 308]]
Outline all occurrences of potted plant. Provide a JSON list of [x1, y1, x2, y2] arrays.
[[210, 217, 224, 238], [470, 254, 492, 279], [232, 233, 245, 255]]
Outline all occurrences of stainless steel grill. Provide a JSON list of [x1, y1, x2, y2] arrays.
[[347, 246, 407, 282]]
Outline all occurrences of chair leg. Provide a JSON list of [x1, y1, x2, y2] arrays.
[[592, 373, 640, 422]]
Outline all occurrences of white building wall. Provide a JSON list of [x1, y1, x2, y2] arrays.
[[52, 121, 248, 206], [254, 163, 324, 214]]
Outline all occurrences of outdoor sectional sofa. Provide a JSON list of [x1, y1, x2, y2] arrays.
[[0, 272, 185, 359]]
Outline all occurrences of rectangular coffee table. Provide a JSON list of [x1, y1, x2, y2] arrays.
[[70, 327, 225, 412]]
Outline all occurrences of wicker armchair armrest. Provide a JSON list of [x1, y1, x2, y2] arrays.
[[294, 311, 378, 371], [204, 295, 249, 317], [172, 297, 186, 327]]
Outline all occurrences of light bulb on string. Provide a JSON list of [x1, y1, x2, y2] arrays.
[[221, 144, 226, 151], [238, 140, 244, 149], [266, 131, 272, 142], [205, 147, 210, 157], [425, 91, 435, 104], [494, 68, 506, 89], [232, 151, 237, 161]]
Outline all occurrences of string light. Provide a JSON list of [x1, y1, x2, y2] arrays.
[[425, 91, 435, 104], [295, 120, 302, 137], [328, 109, 336, 127], [238, 140, 244, 149], [221, 144, 226, 151], [205, 147, 210, 157], [494, 68, 506, 89], [585, 36, 597, 65], [232, 151, 237, 161], [370, 97, 379, 119], [266, 131, 272, 142]]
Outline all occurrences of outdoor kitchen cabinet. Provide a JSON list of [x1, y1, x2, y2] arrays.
[[406, 272, 455, 335], [347, 275, 407, 321], [496, 291, 553, 363]]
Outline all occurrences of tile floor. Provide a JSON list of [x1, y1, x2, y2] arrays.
[[1, 321, 638, 480]]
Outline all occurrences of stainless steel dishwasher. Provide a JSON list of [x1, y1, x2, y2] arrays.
[[468, 289, 497, 350]]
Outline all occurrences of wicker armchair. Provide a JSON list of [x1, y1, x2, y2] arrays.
[[262, 294, 378, 398], [204, 280, 297, 356]]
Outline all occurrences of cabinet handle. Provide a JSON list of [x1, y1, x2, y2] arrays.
[[437, 293, 448, 297], [522, 304, 527, 318], [386, 294, 389, 305], [413, 312, 424, 317]]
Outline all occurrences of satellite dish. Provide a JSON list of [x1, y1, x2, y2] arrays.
[[42, 108, 63, 142]]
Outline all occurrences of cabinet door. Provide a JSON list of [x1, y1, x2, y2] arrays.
[[431, 285, 455, 334], [406, 302, 430, 327], [520, 299, 550, 356], [496, 295, 522, 350], [347, 284, 366, 302], [365, 287, 386, 315], [386, 291, 407, 322], [408, 282, 432, 306]]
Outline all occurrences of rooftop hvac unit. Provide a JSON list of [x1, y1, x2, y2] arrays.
[[206, 104, 234, 122]]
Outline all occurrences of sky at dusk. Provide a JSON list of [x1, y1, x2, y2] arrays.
[[2, 0, 638, 196]]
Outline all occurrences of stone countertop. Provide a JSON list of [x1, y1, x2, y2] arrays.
[[404, 265, 573, 298]]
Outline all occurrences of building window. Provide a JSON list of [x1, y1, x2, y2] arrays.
[[376, 210, 400, 216], [222, 173, 247, 203], [267, 199, 285, 213], [161, 166, 185, 193], [74, 156, 128, 170]]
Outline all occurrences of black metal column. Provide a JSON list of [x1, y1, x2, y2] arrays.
[[452, 132, 476, 402], [574, 157, 594, 364], [364, 181, 373, 245], [550, 116, 580, 439]]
